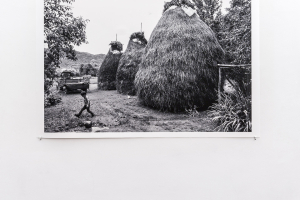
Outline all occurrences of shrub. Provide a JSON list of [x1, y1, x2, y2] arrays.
[[208, 91, 251, 132], [44, 91, 62, 108], [220, 0, 251, 65]]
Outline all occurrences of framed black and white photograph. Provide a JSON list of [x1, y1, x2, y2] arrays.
[[40, 0, 259, 138]]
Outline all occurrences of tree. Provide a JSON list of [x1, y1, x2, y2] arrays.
[[217, 0, 251, 97], [220, 0, 251, 64], [44, 0, 88, 93], [194, 0, 223, 39], [79, 64, 84, 74]]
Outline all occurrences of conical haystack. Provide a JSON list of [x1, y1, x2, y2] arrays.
[[116, 32, 147, 95], [98, 41, 123, 90], [135, 1, 224, 112]]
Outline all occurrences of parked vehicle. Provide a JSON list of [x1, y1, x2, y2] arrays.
[[57, 71, 90, 94]]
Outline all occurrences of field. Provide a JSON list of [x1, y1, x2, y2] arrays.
[[45, 78, 216, 132]]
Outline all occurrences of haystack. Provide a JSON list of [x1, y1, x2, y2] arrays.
[[116, 32, 147, 95], [98, 41, 123, 90], [135, 0, 224, 112]]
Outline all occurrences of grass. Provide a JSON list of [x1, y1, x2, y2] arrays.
[[44, 82, 216, 132], [208, 91, 252, 132]]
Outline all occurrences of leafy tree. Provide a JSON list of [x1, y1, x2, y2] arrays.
[[220, 0, 251, 64], [44, 0, 89, 93], [194, 0, 223, 39], [218, 0, 251, 97], [79, 64, 84, 74], [208, 0, 252, 131]]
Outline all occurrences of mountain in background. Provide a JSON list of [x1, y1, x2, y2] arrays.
[[59, 51, 106, 72]]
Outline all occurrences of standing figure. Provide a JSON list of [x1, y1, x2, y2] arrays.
[[75, 91, 95, 117]]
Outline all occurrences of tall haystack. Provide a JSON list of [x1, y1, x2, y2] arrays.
[[98, 41, 123, 90], [135, 0, 224, 112], [116, 32, 147, 95]]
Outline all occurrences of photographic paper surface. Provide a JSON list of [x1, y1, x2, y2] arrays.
[[41, 0, 259, 138]]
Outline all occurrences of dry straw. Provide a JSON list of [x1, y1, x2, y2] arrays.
[[98, 41, 123, 90], [116, 32, 147, 95], [135, 5, 224, 112]]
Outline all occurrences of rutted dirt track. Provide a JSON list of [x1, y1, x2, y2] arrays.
[[45, 79, 215, 132]]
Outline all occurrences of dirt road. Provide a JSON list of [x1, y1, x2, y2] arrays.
[[45, 80, 215, 132]]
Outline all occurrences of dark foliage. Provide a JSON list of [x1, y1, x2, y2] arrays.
[[44, 52, 58, 94], [220, 0, 251, 64], [209, 91, 252, 132], [80, 63, 97, 76], [44, 0, 88, 93], [223, 66, 252, 97], [194, 0, 223, 40], [44, 91, 62, 108]]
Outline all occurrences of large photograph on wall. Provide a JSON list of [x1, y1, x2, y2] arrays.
[[43, 0, 257, 136]]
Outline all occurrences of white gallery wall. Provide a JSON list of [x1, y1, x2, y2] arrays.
[[1, 0, 300, 200]]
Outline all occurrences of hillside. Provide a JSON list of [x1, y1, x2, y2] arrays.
[[59, 51, 106, 71]]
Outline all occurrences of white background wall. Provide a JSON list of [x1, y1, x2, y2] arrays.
[[1, 0, 300, 199]]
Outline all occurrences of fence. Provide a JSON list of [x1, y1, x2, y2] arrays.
[[217, 64, 251, 103]]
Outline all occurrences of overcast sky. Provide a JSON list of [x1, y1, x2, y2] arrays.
[[72, 0, 231, 54]]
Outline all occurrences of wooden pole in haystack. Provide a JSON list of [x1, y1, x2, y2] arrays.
[[141, 23, 143, 32], [116, 34, 117, 41], [218, 67, 223, 104]]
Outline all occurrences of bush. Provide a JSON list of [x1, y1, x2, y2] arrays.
[[208, 91, 251, 132], [220, 0, 251, 65], [44, 91, 62, 108]]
